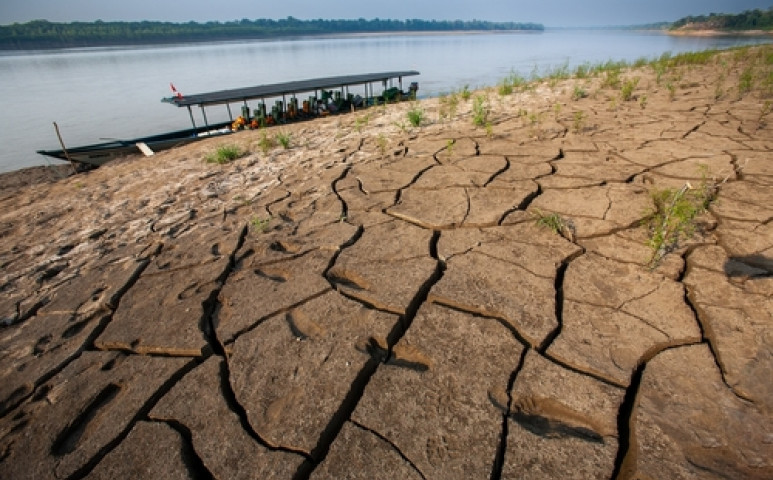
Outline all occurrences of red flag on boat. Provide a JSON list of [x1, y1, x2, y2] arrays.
[[170, 83, 183, 99]]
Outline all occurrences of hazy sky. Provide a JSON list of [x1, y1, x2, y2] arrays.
[[1, 1, 771, 27]]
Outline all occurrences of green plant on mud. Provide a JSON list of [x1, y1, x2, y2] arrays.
[[644, 169, 717, 268], [377, 133, 388, 158], [407, 104, 425, 127], [534, 210, 565, 234], [601, 68, 622, 89], [621, 77, 640, 101], [534, 209, 575, 241], [354, 114, 370, 133], [276, 131, 292, 149], [572, 110, 586, 133], [739, 66, 755, 95], [472, 94, 490, 127], [438, 92, 460, 121], [460, 84, 472, 101], [498, 71, 526, 96], [206, 144, 243, 164], [445, 139, 455, 157], [572, 85, 588, 100], [257, 131, 275, 154], [250, 216, 271, 233], [665, 81, 676, 101]]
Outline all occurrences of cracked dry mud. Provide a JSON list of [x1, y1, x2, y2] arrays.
[[2, 46, 772, 479]]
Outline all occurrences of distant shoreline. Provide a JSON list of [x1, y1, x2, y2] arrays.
[[0, 29, 549, 51], [668, 28, 773, 37], [0, 18, 544, 51]]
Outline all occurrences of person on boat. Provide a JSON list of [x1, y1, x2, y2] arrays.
[[316, 100, 328, 116]]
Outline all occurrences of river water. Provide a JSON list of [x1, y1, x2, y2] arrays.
[[0, 29, 770, 173]]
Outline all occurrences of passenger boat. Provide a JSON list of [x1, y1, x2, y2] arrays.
[[37, 70, 419, 168]]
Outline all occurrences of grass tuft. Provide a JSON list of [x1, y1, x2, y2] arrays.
[[407, 105, 425, 127], [644, 168, 717, 268], [205, 144, 243, 164]]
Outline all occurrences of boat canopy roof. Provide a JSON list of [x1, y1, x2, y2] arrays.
[[164, 70, 420, 108]]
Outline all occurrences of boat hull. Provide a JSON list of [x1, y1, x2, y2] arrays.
[[37, 122, 233, 167]]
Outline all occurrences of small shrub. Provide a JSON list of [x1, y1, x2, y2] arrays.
[[602, 69, 622, 89], [739, 67, 754, 95], [407, 105, 425, 127], [546, 62, 570, 84], [621, 77, 640, 101], [276, 131, 291, 149], [572, 85, 588, 101], [377, 134, 388, 157], [498, 81, 513, 96], [445, 139, 455, 157], [472, 95, 490, 127], [354, 114, 369, 133], [440, 92, 460, 119], [652, 61, 668, 85], [257, 131, 275, 154], [535, 210, 565, 234], [666, 81, 676, 101], [460, 84, 472, 101], [498, 72, 526, 96], [206, 144, 243, 164], [574, 63, 590, 79], [250, 216, 271, 233], [572, 110, 585, 133], [645, 171, 717, 268], [534, 209, 575, 240]]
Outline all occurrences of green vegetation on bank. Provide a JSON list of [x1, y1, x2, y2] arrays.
[[0, 18, 544, 50], [670, 6, 773, 31]]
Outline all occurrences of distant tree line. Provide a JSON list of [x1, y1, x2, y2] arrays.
[[0, 17, 544, 49], [670, 7, 773, 30]]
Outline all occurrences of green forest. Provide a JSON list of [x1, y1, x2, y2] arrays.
[[670, 7, 773, 30], [0, 17, 544, 49]]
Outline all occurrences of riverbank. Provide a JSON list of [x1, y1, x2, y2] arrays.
[[668, 28, 773, 36], [1, 45, 771, 479]]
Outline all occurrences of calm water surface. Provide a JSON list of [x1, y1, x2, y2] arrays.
[[0, 29, 770, 173]]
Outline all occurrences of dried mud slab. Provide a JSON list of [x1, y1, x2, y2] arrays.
[[85, 421, 191, 479], [500, 351, 624, 479], [529, 183, 652, 238], [547, 253, 702, 386], [0, 311, 106, 416], [621, 344, 773, 480], [311, 421, 423, 479], [327, 219, 437, 314], [684, 245, 773, 412], [388, 186, 470, 228], [430, 223, 581, 347], [351, 303, 524, 479], [150, 356, 304, 478], [547, 151, 643, 185], [0, 351, 189, 479], [95, 260, 228, 356], [227, 291, 399, 456], [351, 155, 436, 193], [217, 248, 334, 343]]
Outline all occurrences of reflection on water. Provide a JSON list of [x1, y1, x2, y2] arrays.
[[0, 30, 770, 172]]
